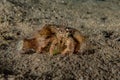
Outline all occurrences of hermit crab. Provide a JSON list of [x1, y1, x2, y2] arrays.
[[17, 24, 86, 55]]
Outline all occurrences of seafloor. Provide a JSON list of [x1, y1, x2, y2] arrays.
[[0, 0, 120, 80]]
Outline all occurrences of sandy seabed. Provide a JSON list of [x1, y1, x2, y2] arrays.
[[0, 0, 120, 80]]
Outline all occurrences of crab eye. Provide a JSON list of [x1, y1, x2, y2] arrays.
[[45, 35, 51, 39]]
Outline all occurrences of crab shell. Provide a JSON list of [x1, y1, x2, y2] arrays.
[[17, 24, 86, 55]]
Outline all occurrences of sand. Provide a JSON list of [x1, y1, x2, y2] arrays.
[[0, 0, 120, 80]]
